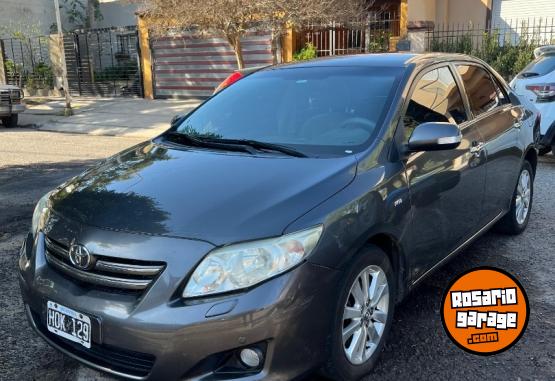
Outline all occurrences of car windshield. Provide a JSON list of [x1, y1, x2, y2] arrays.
[[520, 54, 555, 77], [172, 66, 402, 156]]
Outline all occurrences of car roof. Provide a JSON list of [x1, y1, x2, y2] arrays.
[[267, 53, 483, 70]]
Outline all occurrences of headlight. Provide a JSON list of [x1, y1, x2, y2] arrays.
[[10, 89, 21, 100], [31, 192, 51, 236], [183, 225, 323, 298]]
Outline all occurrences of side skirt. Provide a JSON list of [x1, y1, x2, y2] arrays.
[[410, 211, 505, 289]]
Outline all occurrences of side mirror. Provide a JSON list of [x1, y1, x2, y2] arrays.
[[171, 114, 183, 126], [407, 122, 462, 152]]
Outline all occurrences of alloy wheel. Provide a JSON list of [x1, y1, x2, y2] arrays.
[[515, 169, 531, 225], [342, 265, 389, 365]]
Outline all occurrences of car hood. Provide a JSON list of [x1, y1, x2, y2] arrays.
[[49, 141, 357, 245]]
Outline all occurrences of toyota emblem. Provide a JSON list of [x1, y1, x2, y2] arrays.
[[68, 243, 94, 270]]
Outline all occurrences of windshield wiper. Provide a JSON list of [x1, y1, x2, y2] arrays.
[[203, 138, 307, 158], [162, 131, 255, 154]]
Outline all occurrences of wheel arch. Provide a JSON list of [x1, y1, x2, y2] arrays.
[[524, 147, 538, 176], [366, 232, 408, 302]]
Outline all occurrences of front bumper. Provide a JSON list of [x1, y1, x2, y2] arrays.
[[0, 103, 25, 116], [19, 229, 339, 380], [538, 120, 555, 147]]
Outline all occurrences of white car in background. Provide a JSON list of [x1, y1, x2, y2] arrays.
[[511, 46, 555, 155], [0, 85, 25, 127]]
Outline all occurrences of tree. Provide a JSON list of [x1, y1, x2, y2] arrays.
[[255, 0, 374, 64], [138, 0, 373, 68], [139, 0, 259, 69], [62, 0, 103, 29]]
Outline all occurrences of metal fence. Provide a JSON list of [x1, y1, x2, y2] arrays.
[[63, 26, 143, 97], [0, 36, 52, 89], [295, 12, 401, 56], [427, 17, 555, 53]]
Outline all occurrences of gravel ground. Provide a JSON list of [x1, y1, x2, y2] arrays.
[[0, 129, 553, 381]]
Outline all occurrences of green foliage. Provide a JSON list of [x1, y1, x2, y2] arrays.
[[367, 30, 392, 53], [4, 60, 19, 75], [94, 61, 138, 82], [28, 62, 54, 89], [62, 0, 103, 28], [4, 60, 53, 89], [429, 28, 539, 80], [293, 43, 318, 61]]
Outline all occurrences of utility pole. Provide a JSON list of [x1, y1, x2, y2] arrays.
[[54, 0, 73, 116]]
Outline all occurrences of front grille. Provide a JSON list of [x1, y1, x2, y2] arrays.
[[44, 236, 165, 291], [30, 308, 155, 378], [0, 91, 10, 105]]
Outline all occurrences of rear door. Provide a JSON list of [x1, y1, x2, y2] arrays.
[[454, 64, 523, 222], [401, 65, 486, 280]]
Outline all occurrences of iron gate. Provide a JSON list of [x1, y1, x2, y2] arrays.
[[63, 26, 143, 97], [296, 13, 401, 56], [0, 36, 52, 89]]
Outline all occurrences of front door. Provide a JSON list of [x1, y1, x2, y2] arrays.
[[400, 66, 487, 280]]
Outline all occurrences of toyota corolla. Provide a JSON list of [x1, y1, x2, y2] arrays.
[[19, 53, 537, 381]]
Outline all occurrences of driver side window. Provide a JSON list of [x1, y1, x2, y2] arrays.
[[403, 67, 468, 141]]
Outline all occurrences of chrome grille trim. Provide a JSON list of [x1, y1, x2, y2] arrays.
[[95, 260, 163, 276], [45, 251, 151, 290], [44, 236, 164, 291], [45, 236, 69, 259], [0, 91, 10, 105]]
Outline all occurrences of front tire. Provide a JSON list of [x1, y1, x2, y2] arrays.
[[495, 161, 534, 235], [1, 114, 18, 128], [322, 246, 395, 380]]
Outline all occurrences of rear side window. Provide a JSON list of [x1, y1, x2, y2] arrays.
[[403, 66, 468, 138], [456, 65, 501, 116], [519, 54, 555, 78]]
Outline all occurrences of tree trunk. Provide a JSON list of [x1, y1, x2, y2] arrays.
[[270, 29, 282, 65], [227, 34, 245, 69], [86, 0, 95, 29]]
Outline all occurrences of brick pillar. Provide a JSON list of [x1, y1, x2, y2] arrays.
[[0, 40, 6, 85], [400, 0, 409, 38], [138, 16, 154, 99], [48, 34, 64, 96], [282, 26, 295, 63]]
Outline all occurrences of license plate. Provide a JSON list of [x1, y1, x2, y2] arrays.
[[47, 301, 91, 348]]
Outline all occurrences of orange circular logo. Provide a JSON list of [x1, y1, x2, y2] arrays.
[[441, 267, 529, 355]]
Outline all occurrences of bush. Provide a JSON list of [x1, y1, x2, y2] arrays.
[[29, 62, 54, 89], [4, 60, 53, 89], [94, 60, 138, 82], [293, 43, 317, 61], [430, 29, 538, 80]]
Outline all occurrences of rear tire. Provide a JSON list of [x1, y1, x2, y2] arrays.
[[322, 246, 395, 381], [495, 161, 534, 235], [1, 114, 18, 128]]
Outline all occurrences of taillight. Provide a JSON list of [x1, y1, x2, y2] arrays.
[[525, 83, 555, 102], [214, 71, 244, 94]]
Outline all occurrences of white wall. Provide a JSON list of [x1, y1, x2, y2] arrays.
[[492, 0, 555, 25], [94, 0, 139, 29], [0, 0, 56, 37]]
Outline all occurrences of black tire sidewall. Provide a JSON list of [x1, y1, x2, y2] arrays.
[[326, 246, 396, 381], [509, 161, 534, 233], [2, 114, 18, 128]]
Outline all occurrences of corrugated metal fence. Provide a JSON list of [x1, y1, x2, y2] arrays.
[[151, 32, 273, 99]]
